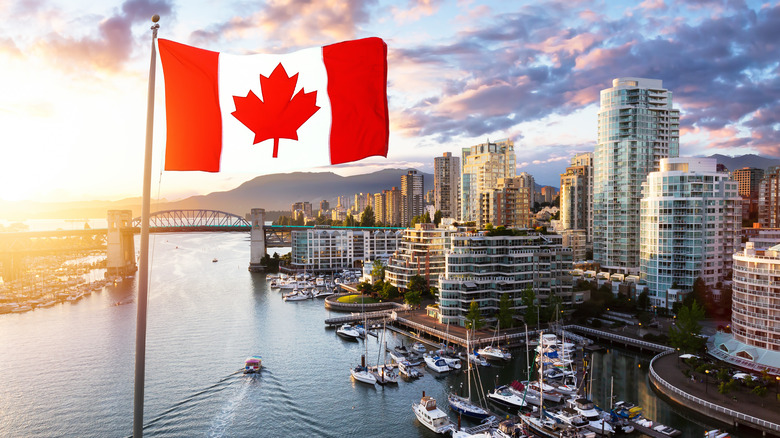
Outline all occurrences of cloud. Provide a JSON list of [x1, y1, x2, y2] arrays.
[[34, 0, 174, 72], [392, 0, 445, 23], [190, 0, 378, 50]]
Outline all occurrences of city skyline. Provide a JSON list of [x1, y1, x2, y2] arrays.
[[2, 0, 778, 203]]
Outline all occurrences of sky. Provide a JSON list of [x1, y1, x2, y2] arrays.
[[1, 0, 779, 203]]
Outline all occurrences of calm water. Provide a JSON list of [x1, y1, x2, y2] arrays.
[[0, 232, 750, 437]]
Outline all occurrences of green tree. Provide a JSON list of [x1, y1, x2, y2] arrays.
[[377, 281, 399, 300], [404, 289, 422, 308], [344, 213, 357, 227], [370, 259, 385, 280], [422, 211, 431, 223], [407, 275, 428, 295], [669, 300, 706, 352], [433, 210, 442, 226], [465, 301, 484, 330], [543, 294, 564, 323], [356, 281, 374, 297], [497, 293, 515, 329], [521, 285, 539, 327], [360, 206, 375, 227]]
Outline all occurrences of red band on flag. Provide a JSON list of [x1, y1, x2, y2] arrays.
[[158, 39, 222, 172], [323, 38, 389, 165]]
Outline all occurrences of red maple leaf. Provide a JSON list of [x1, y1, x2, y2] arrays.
[[231, 63, 320, 158]]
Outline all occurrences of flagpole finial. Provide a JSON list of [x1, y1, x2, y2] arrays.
[[152, 14, 160, 23]]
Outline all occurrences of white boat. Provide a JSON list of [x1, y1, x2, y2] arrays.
[[523, 381, 565, 403], [351, 364, 377, 385], [476, 345, 511, 361], [412, 393, 454, 434], [521, 413, 586, 438], [705, 430, 730, 438], [283, 290, 312, 301], [424, 354, 450, 373], [566, 398, 614, 436], [412, 342, 427, 353], [336, 324, 361, 340], [371, 364, 399, 385], [398, 360, 421, 379], [486, 385, 529, 410], [468, 352, 489, 367], [243, 355, 262, 374]]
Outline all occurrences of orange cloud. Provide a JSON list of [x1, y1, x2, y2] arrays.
[[574, 41, 633, 70], [392, 0, 444, 23]]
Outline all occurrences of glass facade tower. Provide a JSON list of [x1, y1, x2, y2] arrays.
[[593, 77, 680, 273]]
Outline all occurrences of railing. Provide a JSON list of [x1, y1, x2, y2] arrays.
[[565, 325, 672, 352], [649, 350, 780, 433]]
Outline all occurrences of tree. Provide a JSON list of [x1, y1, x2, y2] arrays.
[[521, 285, 538, 327], [407, 275, 428, 295], [377, 281, 399, 300], [465, 301, 484, 330], [543, 294, 563, 323], [497, 293, 515, 329], [637, 290, 650, 311], [344, 213, 357, 227], [669, 300, 706, 352], [370, 259, 385, 280], [433, 210, 442, 226], [422, 211, 431, 224], [360, 206, 375, 227], [404, 289, 422, 308], [356, 281, 374, 297]]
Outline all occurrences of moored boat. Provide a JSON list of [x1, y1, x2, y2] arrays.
[[336, 324, 361, 340], [398, 360, 421, 379], [424, 354, 450, 373], [412, 392, 454, 434], [477, 345, 511, 361]]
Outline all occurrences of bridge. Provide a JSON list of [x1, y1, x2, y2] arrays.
[[0, 209, 405, 279]]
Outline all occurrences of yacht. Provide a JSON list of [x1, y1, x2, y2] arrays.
[[566, 398, 614, 436], [336, 324, 361, 340], [243, 356, 262, 374], [486, 385, 529, 410], [398, 360, 421, 379], [476, 345, 511, 361], [412, 393, 454, 434], [424, 354, 450, 373], [412, 342, 427, 353]]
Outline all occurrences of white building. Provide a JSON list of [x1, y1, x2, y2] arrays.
[[710, 242, 780, 375], [594, 77, 680, 274], [291, 228, 402, 273], [560, 152, 593, 243], [438, 231, 575, 326], [639, 157, 741, 309], [385, 223, 453, 291]]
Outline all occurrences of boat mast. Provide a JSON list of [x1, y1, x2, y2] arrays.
[[539, 331, 544, 420]]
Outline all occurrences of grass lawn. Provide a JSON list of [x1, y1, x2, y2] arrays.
[[337, 295, 379, 304]]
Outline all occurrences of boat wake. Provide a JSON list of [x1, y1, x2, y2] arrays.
[[207, 378, 251, 438]]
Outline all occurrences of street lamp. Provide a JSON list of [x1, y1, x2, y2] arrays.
[[705, 369, 710, 394]]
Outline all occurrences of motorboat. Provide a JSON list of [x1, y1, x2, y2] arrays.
[[394, 344, 411, 355], [492, 419, 529, 438], [477, 345, 511, 361], [371, 364, 399, 385], [434, 352, 461, 370], [652, 423, 682, 437], [521, 413, 586, 438], [412, 393, 454, 434], [566, 398, 614, 436], [611, 401, 642, 419], [424, 354, 450, 373], [467, 352, 490, 367], [704, 430, 730, 438], [398, 360, 421, 379], [412, 342, 427, 353], [548, 407, 589, 429], [336, 324, 361, 340], [283, 290, 312, 301], [486, 385, 528, 410], [243, 356, 262, 374], [212, 258, 218, 263], [523, 381, 565, 403]]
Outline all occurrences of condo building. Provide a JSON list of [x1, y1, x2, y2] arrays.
[[434, 152, 460, 220], [478, 177, 531, 229], [291, 228, 402, 273], [639, 158, 741, 309], [710, 242, 780, 376], [559, 152, 594, 244], [438, 231, 574, 326], [461, 139, 516, 222], [593, 77, 680, 274], [401, 170, 424, 226], [385, 223, 452, 291], [758, 166, 780, 228]]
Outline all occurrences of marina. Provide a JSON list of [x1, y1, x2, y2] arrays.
[[0, 232, 772, 437]]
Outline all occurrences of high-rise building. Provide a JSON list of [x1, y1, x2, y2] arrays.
[[291, 201, 313, 219], [353, 193, 370, 216], [516, 172, 536, 208], [759, 166, 780, 227], [384, 186, 402, 226], [559, 152, 594, 243], [434, 152, 460, 219], [461, 139, 516, 222], [710, 242, 780, 376], [478, 177, 530, 229], [401, 170, 424, 226], [438, 231, 574, 326], [374, 192, 386, 225], [732, 167, 764, 198], [593, 77, 680, 274], [540, 186, 557, 204], [319, 200, 330, 215], [639, 158, 741, 309]]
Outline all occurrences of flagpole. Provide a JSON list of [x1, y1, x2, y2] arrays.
[[134, 14, 160, 438]]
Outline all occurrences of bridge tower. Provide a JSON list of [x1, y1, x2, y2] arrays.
[[248, 208, 266, 272], [106, 210, 137, 276]]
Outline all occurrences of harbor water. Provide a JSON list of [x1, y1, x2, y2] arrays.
[[0, 232, 757, 437]]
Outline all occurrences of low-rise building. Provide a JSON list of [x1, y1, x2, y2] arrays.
[[385, 224, 453, 291], [291, 227, 402, 273]]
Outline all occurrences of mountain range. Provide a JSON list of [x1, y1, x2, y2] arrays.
[[3, 154, 779, 221]]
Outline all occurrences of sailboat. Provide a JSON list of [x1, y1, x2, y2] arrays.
[[371, 322, 398, 385], [477, 321, 511, 361], [350, 297, 376, 385], [448, 330, 490, 419]]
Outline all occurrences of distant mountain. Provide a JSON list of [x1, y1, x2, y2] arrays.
[[707, 154, 780, 172]]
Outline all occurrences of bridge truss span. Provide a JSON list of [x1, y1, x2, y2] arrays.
[[133, 209, 250, 232]]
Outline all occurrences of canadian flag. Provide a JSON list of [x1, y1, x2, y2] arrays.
[[158, 38, 389, 172]]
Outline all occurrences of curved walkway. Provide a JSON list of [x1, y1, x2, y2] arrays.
[[649, 350, 780, 436]]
